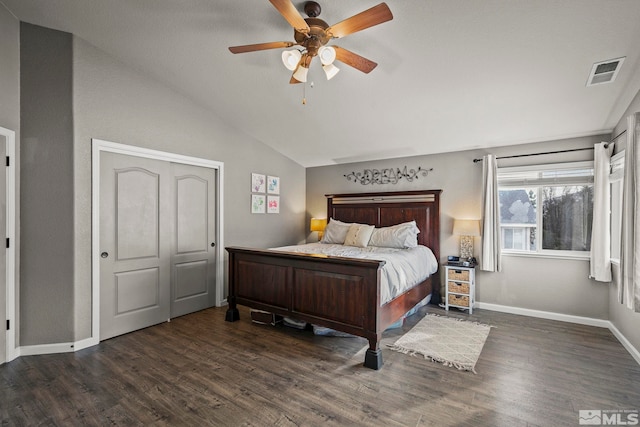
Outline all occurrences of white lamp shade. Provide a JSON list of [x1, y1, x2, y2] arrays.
[[281, 50, 302, 71], [322, 63, 340, 80], [292, 65, 309, 82], [318, 46, 336, 65], [453, 219, 481, 236]]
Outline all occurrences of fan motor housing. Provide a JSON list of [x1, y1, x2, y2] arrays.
[[294, 17, 331, 54]]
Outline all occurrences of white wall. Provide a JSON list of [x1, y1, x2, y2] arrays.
[[0, 2, 20, 362], [71, 36, 307, 341], [307, 135, 610, 319], [608, 87, 640, 352], [15, 24, 306, 346]]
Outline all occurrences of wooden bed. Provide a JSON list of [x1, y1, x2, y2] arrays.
[[225, 190, 441, 369]]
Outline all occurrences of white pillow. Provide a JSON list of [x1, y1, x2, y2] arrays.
[[369, 221, 420, 248], [320, 218, 352, 244], [343, 224, 375, 248]]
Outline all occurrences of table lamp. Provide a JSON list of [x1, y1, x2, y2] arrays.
[[453, 219, 481, 259], [310, 218, 327, 241]]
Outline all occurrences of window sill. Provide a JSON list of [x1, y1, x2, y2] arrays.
[[502, 251, 590, 261]]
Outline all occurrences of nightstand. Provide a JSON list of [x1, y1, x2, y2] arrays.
[[445, 265, 476, 314]]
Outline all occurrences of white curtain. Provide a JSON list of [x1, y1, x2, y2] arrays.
[[480, 154, 501, 272], [619, 112, 640, 312], [590, 142, 613, 281]]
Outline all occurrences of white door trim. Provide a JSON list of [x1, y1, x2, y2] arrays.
[[90, 139, 225, 348], [1, 126, 17, 363]]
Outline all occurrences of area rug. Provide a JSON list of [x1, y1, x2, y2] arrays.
[[388, 314, 492, 373]]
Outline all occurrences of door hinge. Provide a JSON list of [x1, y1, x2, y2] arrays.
[[5, 238, 9, 248], [5, 156, 9, 167], [6, 319, 9, 331]]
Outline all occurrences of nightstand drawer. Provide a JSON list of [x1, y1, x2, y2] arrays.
[[447, 269, 470, 281], [447, 281, 470, 294], [448, 294, 470, 308]]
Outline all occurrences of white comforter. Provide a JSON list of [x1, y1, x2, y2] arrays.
[[271, 243, 438, 305]]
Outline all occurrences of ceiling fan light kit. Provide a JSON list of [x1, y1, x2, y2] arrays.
[[228, 0, 393, 84], [318, 46, 336, 65], [322, 63, 339, 80], [293, 64, 309, 83], [281, 49, 302, 71]]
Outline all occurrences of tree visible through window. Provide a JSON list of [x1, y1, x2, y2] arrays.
[[497, 162, 594, 255], [541, 186, 593, 251]]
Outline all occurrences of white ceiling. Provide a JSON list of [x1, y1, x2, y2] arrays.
[[3, 0, 640, 167]]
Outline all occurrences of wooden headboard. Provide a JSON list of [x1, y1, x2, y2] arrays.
[[326, 190, 442, 263]]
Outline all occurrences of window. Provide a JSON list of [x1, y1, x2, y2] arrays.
[[498, 161, 594, 257], [610, 151, 624, 262]]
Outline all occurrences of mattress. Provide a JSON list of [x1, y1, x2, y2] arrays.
[[271, 243, 438, 304]]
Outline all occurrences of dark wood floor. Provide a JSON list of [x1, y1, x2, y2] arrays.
[[2, 305, 639, 426]]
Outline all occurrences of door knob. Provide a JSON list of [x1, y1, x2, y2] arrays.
[[101, 252, 109, 258], [210, 242, 216, 247]]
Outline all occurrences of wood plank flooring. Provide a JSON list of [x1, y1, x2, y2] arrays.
[[1, 305, 639, 426]]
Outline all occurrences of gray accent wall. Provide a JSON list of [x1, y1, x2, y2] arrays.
[[20, 23, 75, 345], [0, 5, 19, 132], [307, 135, 610, 320], [609, 87, 640, 353]]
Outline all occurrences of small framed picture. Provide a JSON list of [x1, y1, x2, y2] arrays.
[[267, 195, 280, 214], [267, 175, 280, 194], [251, 194, 266, 214], [251, 173, 266, 193]]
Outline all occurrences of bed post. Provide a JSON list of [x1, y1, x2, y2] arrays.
[[225, 250, 240, 322], [364, 335, 383, 370], [225, 296, 240, 322]]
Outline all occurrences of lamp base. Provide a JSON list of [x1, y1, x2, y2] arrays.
[[460, 235, 473, 259]]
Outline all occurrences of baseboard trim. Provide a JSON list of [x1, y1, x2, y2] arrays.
[[476, 302, 610, 328], [477, 302, 640, 366], [74, 337, 99, 352], [18, 337, 98, 357], [20, 342, 75, 356], [608, 322, 640, 366]]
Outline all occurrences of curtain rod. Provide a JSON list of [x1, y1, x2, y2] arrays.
[[472, 129, 627, 163]]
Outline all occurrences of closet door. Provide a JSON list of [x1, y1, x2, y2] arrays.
[[170, 163, 217, 317], [100, 152, 171, 340]]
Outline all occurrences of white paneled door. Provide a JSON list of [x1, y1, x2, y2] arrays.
[[100, 152, 217, 340], [170, 163, 217, 318], [0, 136, 6, 364]]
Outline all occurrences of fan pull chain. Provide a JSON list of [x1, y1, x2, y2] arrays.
[[302, 81, 313, 105], [302, 82, 306, 105]]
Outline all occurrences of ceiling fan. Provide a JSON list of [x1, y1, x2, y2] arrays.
[[228, 0, 393, 84]]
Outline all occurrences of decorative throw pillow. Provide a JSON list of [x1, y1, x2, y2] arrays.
[[321, 218, 352, 244], [369, 221, 420, 248], [343, 224, 375, 248]]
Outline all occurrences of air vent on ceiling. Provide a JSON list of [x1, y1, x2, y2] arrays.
[[586, 57, 625, 86]]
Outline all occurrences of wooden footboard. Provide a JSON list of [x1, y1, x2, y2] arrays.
[[226, 189, 441, 370], [225, 246, 433, 369]]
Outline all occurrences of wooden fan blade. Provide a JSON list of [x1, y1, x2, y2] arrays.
[[333, 46, 378, 73], [228, 41, 295, 54], [326, 3, 393, 39], [269, 0, 310, 33]]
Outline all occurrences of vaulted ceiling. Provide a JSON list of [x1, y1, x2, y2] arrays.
[[4, 0, 640, 167]]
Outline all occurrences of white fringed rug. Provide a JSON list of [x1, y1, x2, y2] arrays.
[[388, 314, 491, 373]]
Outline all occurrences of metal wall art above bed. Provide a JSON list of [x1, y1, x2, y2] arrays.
[[344, 166, 433, 185]]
